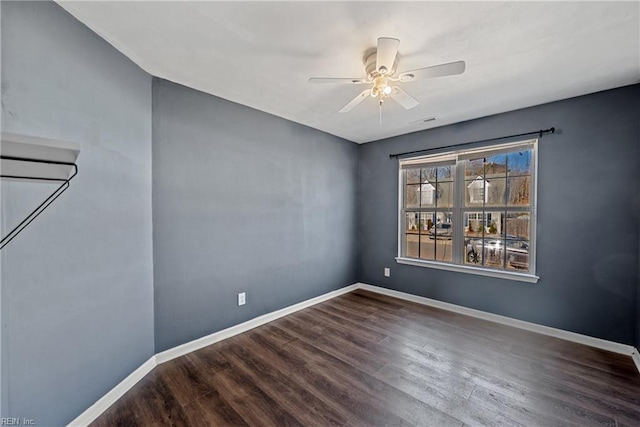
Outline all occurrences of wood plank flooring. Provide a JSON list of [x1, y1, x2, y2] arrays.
[[91, 290, 640, 426]]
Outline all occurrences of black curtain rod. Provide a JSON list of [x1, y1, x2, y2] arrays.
[[389, 127, 555, 159]]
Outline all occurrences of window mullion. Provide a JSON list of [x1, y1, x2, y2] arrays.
[[453, 158, 465, 264]]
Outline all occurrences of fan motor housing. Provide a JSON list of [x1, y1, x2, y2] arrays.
[[364, 51, 398, 79]]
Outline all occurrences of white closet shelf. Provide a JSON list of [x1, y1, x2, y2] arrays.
[[1, 132, 80, 183]]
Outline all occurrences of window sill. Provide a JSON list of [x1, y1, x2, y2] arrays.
[[395, 257, 539, 283]]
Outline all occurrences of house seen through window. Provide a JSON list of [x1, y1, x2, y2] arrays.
[[399, 139, 537, 277]]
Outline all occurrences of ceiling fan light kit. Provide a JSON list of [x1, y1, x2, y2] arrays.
[[309, 37, 466, 125]]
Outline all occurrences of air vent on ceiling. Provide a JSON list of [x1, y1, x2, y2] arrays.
[[408, 117, 436, 125]]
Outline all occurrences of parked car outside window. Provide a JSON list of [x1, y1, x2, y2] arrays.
[[466, 238, 529, 269], [428, 223, 453, 240]]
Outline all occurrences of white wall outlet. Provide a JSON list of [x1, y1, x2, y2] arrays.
[[384, 268, 390, 277], [238, 292, 246, 306]]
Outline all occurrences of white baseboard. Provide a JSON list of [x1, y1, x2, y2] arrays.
[[68, 281, 640, 425], [155, 284, 359, 364], [67, 355, 156, 426], [358, 283, 638, 358], [68, 284, 358, 426]]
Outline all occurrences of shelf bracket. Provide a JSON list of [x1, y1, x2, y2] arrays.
[[1, 133, 80, 249]]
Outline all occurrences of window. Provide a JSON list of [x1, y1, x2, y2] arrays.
[[397, 140, 538, 282]]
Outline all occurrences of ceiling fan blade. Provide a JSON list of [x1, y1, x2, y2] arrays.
[[339, 89, 371, 113], [309, 77, 368, 84], [398, 60, 466, 82], [376, 37, 400, 75], [390, 86, 419, 110]]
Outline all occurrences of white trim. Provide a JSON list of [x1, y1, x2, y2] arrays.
[[397, 165, 403, 258], [632, 348, 640, 374], [155, 284, 359, 364], [358, 283, 636, 357], [395, 257, 540, 283], [67, 356, 156, 427], [530, 139, 539, 275]]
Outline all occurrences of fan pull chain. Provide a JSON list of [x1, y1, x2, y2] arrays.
[[379, 100, 383, 127]]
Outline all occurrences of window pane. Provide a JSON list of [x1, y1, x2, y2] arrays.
[[435, 182, 453, 207], [483, 238, 506, 269], [406, 168, 421, 184], [405, 184, 420, 208], [421, 167, 438, 183], [507, 176, 531, 206], [508, 150, 532, 176], [404, 212, 420, 258], [438, 165, 453, 181], [485, 154, 507, 176], [486, 212, 502, 236], [405, 212, 424, 234], [428, 213, 454, 240], [420, 182, 436, 207], [427, 212, 453, 262], [465, 212, 486, 235], [463, 238, 505, 268], [465, 158, 484, 178], [465, 178, 488, 206], [485, 178, 506, 207], [405, 233, 419, 258], [419, 212, 435, 232], [466, 178, 506, 207], [506, 239, 529, 271], [435, 237, 453, 262], [505, 212, 530, 240], [419, 235, 435, 261], [464, 237, 483, 266]]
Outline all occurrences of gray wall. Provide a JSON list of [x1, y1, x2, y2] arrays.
[[152, 79, 358, 352], [359, 84, 640, 346], [0, 0, 638, 424], [1, 2, 154, 425]]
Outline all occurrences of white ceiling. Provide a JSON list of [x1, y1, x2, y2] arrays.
[[57, 1, 639, 144]]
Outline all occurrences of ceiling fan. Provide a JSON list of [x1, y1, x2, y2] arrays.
[[309, 37, 465, 122]]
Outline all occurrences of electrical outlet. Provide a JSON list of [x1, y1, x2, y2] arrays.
[[238, 292, 246, 306], [384, 268, 390, 277]]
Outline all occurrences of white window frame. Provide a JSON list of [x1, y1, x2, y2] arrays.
[[396, 139, 539, 283]]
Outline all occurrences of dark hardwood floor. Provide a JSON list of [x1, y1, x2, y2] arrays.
[[91, 290, 640, 426]]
